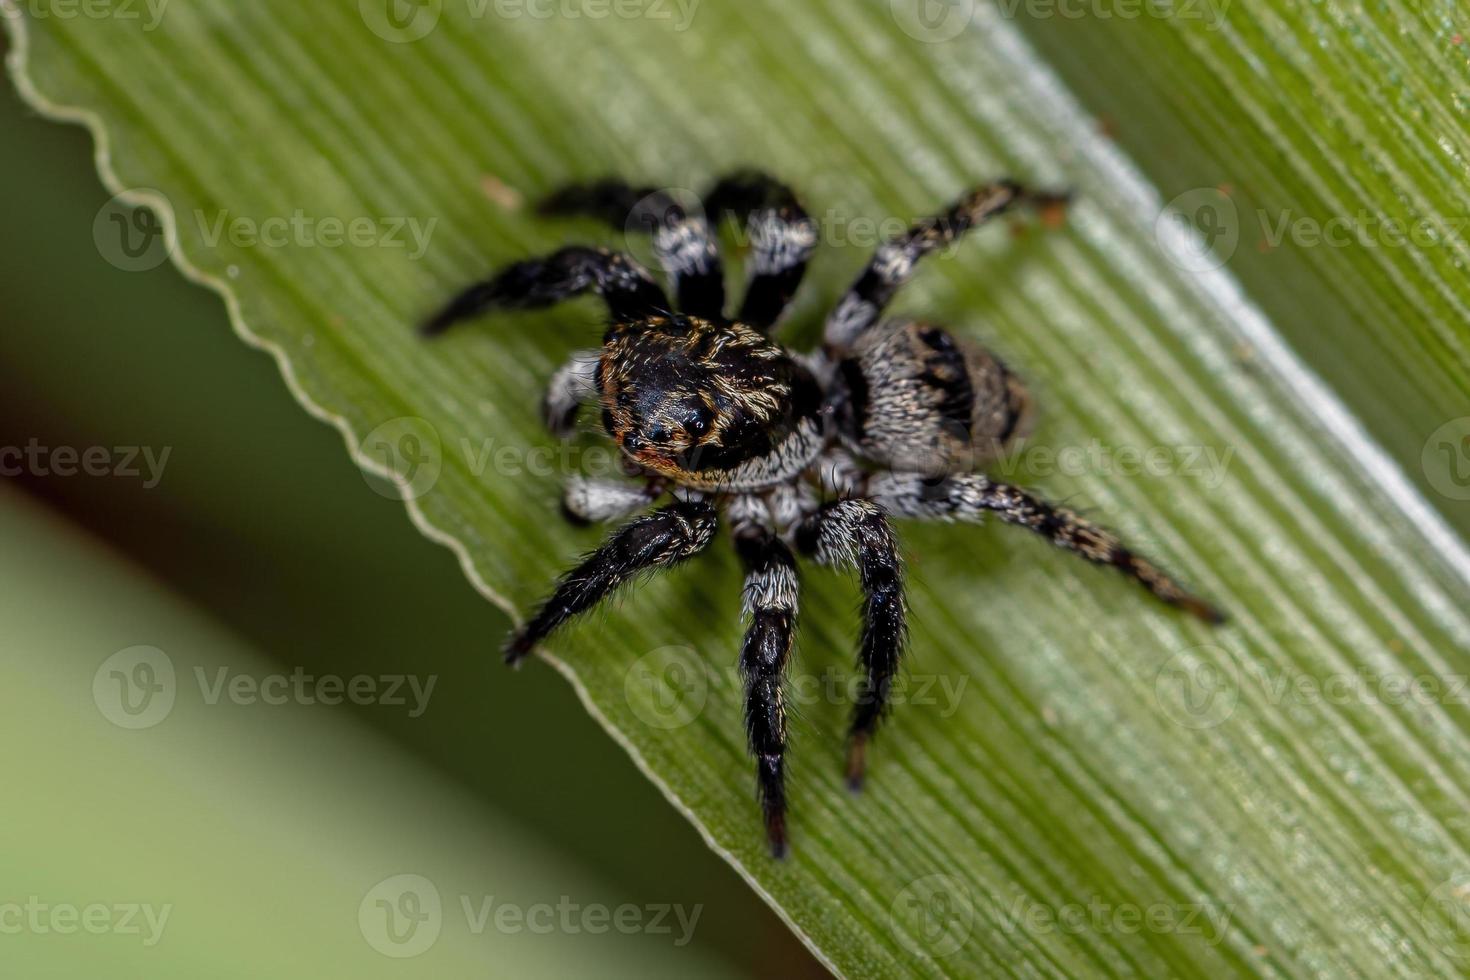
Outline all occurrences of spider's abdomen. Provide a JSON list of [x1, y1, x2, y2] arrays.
[[597, 314, 826, 491], [833, 319, 1032, 475]]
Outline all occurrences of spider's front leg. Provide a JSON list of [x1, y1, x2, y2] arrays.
[[540, 181, 724, 319], [870, 472, 1224, 623], [504, 499, 717, 663], [421, 246, 668, 335], [731, 507, 800, 857], [706, 171, 817, 332], [796, 499, 907, 791]]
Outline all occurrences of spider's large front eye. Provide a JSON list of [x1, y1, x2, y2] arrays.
[[680, 404, 713, 439]]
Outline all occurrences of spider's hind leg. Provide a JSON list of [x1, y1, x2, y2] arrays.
[[870, 472, 1224, 623], [796, 499, 907, 790]]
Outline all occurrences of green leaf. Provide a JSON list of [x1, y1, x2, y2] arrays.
[[8, 1, 1470, 975]]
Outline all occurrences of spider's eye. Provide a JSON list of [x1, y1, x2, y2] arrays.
[[681, 405, 713, 439], [645, 424, 673, 445]]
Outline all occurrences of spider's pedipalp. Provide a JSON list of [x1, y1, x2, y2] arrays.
[[824, 180, 1070, 354], [733, 518, 800, 858], [797, 499, 907, 790], [707, 171, 817, 331], [870, 472, 1224, 623], [560, 475, 661, 526], [542, 348, 602, 438], [421, 246, 667, 335], [541, 180, 725, 319], [504, 498, 717, 664]]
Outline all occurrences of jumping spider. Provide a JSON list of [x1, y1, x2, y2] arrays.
[[422, 172, 1223, 857]]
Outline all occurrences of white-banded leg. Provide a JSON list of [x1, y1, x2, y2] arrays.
[[824, 180, 1070, 354], [707, 171, 818, 331], [796, 498, 906, 790], [730, 498, 800, 857], [540, 181, 724, 319], [870, 472, 1224, 623]]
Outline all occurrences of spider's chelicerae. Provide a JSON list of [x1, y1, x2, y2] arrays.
[[423, 172, 1223, 857]]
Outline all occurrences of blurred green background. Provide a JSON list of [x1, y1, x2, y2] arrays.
[[0, 38, 824, 979]]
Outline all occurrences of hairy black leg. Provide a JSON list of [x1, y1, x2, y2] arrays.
[[421, 246, 668, 335], [824, 180, 1070, 354], [796, 499, 906, 790], [733, 519, 800, 857], [560, 475, 661, 526], [870, 472, 1225, 623], [539, 181, 724, 319], [504, 499, 717, 663], [707, 171, 817, 331], [542, 349, 601, 438]]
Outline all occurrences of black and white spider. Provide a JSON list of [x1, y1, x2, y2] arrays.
[[422, 172, 1222, 857]]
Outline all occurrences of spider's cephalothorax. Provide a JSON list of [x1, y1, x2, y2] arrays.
[[598, 315, 826, 490], [422, 172, 1223, 858]]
